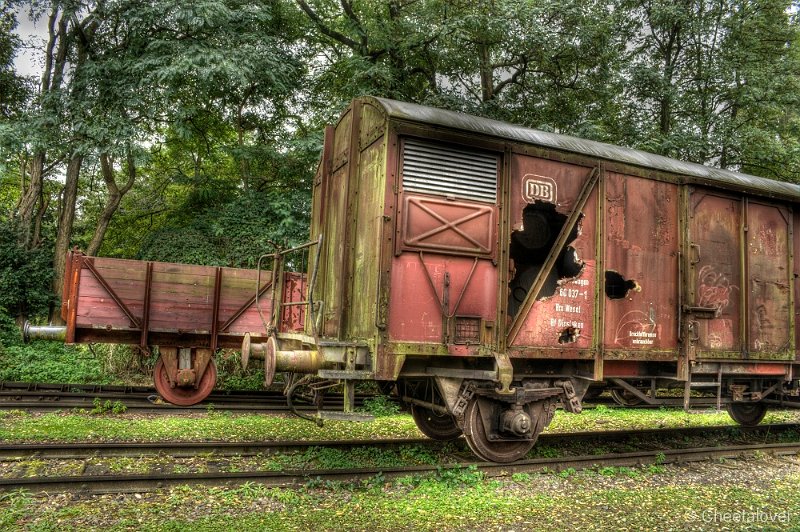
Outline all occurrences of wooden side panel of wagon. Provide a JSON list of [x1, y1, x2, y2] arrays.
[[62, 251, 277, 348]]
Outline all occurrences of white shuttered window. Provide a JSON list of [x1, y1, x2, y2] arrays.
[[402, 139, 498, 203]]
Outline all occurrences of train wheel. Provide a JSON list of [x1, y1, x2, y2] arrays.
[[462, 398, 534, 463], [609, 388, 644, 406], [411, 404, 462, 441], [153, 357, 217, 406], [727, 402, 767, 426]]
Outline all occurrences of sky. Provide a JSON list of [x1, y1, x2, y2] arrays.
[[12, 6, 47, 78]]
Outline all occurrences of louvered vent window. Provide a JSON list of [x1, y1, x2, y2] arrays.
[[402, 139, 498, 203]]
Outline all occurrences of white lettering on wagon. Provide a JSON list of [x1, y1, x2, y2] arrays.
[[629, 330, 657, 345], [522, 174, 557, 204], [550, 318, 585, 329]]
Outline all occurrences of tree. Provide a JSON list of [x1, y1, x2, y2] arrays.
[[294, 0, 446, 107], [619, 0, 800, 178], [4, 0, 309, 320]]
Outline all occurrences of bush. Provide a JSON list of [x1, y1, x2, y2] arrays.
[[0, 223, 54, 319], [0, 309, 112, 384], [359, 395, 401, 417], [214, 349, 265, 391]]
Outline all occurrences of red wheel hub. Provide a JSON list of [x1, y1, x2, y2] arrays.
[[153, 356, 217, 406]]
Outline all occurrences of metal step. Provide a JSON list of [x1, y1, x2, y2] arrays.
[[317, 370, 374, 380], [316, 411, 374, 422]]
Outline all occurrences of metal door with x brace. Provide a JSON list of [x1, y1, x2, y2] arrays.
[[387, 138, 501, 349]]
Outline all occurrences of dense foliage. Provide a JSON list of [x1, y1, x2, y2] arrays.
[[0, 0, 798, 382]]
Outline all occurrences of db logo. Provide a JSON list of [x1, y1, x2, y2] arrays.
[[522, 174, 557, 203]]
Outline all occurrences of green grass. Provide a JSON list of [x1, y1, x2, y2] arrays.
[[1, 407, 798, 444], [1, 407, 799, 530], [548, 404, 800, 432], [0, 411, 424, 443], [1, 471, 798, 530]]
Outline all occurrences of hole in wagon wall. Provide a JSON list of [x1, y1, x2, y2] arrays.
[[605, 271, 640, 299], [508, 202, 584, 318]]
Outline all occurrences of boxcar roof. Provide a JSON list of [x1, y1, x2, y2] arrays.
[[372, 97, 800, 203]]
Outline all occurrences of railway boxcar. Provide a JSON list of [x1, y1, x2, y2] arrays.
[[242, 97, 800, 461], [28, 97, 800, 462]]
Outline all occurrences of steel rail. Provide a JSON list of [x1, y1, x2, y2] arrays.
[[1, 423, 796, 460], [0, 382, 382, 412], [2, 440, 799, 494]]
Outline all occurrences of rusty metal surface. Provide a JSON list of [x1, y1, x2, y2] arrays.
[[387, 253, 497, 344], [400, 195, 496, 257], [372, 97, 800, 202], [603, 172, 679, 352], [746, 202, 792, 354], [795, 213, 800, 360], [689, 192, 742, 353], [280, 273, 307, 333], [601, 360, 650, 377], [508, 155, 597, 348]]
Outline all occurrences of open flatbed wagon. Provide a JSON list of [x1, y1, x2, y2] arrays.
[[26, 250, 305, 405]]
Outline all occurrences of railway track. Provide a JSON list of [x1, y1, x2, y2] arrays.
[[1, 424, 798, 493], [2, 440, 798, 494], [0, 381, 373, 412], [2, 381, 799, 414], [1, 423, 797, 460]]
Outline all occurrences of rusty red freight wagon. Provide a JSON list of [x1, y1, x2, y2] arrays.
[[28, 97, 800, 462], [246, 96, 800, 462]]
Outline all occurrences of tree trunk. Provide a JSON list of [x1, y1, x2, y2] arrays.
[[479, 43, 494, 102], [86, 151, 137, 256], [50, 155, 82, 324], [16, 153, 45, 249]]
